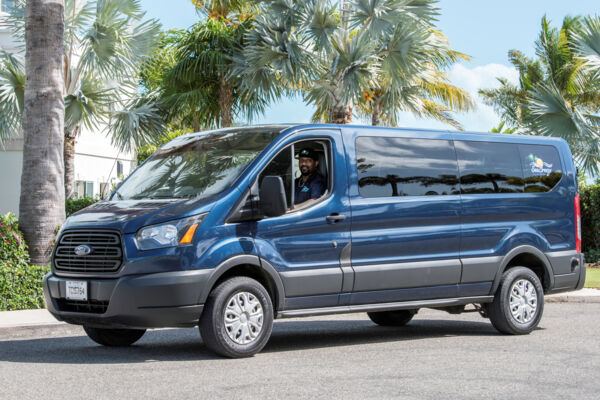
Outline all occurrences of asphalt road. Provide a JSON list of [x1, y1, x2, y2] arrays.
[[1, 303, 599, 399]]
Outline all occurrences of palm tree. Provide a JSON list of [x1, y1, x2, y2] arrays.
[[149, 1, 264, 130], [19, 0, 65, 264], [480, 16, 600, 174], [1, 0, 164, 198], [235, 0, 473, 126]]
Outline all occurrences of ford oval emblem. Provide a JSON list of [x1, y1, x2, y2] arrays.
[[74, 245, 92, 256]]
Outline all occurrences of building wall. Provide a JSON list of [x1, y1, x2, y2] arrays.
[[0, 140, 23, 215]]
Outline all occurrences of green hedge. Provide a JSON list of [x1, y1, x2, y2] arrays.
[[66, 197, 99, 217], [580, 183, 600, 263], [0, 265, 49, 311]]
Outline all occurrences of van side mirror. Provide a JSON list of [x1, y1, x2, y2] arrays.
[[259, 176, 288, 218], [227, 181, 260, 223]]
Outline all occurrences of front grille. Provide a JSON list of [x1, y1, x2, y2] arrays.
[[56, 298, 109, 314], [54, 230, 123, 274]]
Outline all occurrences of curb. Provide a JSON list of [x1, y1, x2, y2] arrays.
[[1, 291, 599, 336]]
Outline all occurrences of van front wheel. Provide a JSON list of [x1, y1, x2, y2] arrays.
[[488, 267, 544, 335], [200, 277, 274, 358], [367, 309, 417, 326]]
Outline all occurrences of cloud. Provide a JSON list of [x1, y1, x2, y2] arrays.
[[449, 63, 519, 132]]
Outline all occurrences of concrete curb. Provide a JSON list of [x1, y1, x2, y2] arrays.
[[1, 290, 599, 336], [545, 288, 600, 303]]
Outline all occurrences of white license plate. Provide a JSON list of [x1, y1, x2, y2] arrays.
[[65, 281, 87, 301]]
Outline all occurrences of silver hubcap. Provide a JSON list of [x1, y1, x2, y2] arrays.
[[509, 279, 538, 324], [224, 291, 264, 345]]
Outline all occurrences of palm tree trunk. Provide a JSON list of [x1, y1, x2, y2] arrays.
[[371, 101, 381, 126], [330, 104, 353, 124], [219, 80, 234, 127], [64, 128, 78, 199], [19, 0, 65, 265]]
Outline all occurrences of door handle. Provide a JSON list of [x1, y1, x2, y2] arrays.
[[326, 214, 346, 223]]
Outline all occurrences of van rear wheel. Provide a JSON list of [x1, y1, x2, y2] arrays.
[[488, 267, 544, 335], [83, 326, 146, 346], [367, 309, 417, 327], [200, 277, 274, 358]]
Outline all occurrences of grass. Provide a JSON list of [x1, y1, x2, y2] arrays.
[[585, 267, 600, 288]]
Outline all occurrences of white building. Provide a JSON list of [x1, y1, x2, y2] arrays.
[[0, 2, 137, 216]]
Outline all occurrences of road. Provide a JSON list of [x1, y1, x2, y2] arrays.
[[1, 303, 599, 399]]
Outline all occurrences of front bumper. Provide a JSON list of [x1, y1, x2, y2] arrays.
[[43, 269, 212, 329]]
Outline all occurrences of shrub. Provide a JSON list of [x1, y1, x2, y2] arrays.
[[0, 265, 50, 311], [0, 212, 30, 269], [580, 183, 600, 252], [66, 197, 99, 217]]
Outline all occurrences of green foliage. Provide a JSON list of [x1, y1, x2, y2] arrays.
[[0, 265, 50, 311], [65, 198, 99, 217], [238, 0, 472, 127], [136, 128, 189, 164], [0, 0, 165, 151], [580, 182, 600, 254], [0, 212, 30, 269], [585, 249, 600, 264], [479, 15, 600, 175], [490, 121, 517, 134]]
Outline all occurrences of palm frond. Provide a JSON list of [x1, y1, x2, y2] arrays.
[[572, 15, 600, 78], [0, 51, 25, 144], [64, 72, 113, 132], [109, 95, 166, 153], [525, 82, 600, 174]]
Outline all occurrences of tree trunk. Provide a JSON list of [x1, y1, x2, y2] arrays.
[[371, 101, 380, 126], [64, 129, 77, 199], [219, 80, 234, 127], [330, 104, 353, 124], [19, 0, 65, 265]]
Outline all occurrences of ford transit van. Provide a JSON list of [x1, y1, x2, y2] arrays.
[[44, 124, 586, 357]]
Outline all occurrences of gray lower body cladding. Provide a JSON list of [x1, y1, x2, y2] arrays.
[[44, 270, 211, 329]]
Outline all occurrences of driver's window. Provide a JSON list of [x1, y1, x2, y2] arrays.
[[259, 140, 331, 212]]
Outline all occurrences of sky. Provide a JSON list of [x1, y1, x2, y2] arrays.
[[139, 0, 600, 132]]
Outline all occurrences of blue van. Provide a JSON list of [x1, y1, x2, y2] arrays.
[[43, 124, 586, 357]]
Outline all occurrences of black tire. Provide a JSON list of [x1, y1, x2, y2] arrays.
[[367, 309, 417, 327], [200, 276, 274, 358], [83, 326, 146, 346], [488, 266, 544, 335]]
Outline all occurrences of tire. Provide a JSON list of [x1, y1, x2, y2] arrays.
[[488, 267, 544, 335], [200, 276, 274, 358], [367, 309, 417, 327], [83, 326, 146, 346]]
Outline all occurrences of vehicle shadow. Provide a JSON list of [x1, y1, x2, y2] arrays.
[[0, 318, 498, 364]]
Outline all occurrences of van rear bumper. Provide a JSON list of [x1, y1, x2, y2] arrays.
[[43, 270, 211, 329], [546, 252, 586, 294]]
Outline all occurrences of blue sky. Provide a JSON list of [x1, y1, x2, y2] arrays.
[[139, 0, 600, 131]]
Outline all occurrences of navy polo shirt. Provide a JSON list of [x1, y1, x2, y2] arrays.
[[294, 172, 325, 205]]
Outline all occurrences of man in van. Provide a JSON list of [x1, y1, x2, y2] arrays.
[[294, 148, 325, 207]]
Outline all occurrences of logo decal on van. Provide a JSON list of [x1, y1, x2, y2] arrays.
[[530, 157, 553, 176]]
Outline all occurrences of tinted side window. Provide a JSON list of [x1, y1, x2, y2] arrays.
[[356, 137, 459, 197], [455, 141, 524, 194], [518, 144, 563, 192]]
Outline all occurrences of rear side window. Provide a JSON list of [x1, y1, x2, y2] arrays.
[[355, 137, 459, 197], [455, 141, 524, 194], [518, 144, 563, 192]]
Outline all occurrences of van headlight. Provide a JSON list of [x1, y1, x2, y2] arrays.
[[135, 213, 207, 250]]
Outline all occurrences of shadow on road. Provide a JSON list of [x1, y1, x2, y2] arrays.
[[0, 317, 497, 364]]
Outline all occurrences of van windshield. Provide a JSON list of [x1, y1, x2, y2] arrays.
[[114, 129, 281, 200]]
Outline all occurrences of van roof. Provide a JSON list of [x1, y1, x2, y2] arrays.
[[173, 123, 568, 148]]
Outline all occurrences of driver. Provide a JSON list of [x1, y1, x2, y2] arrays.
[[294, 148, 326, 207]]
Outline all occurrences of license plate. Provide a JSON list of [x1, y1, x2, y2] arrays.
[[66, 281, 87, 301]]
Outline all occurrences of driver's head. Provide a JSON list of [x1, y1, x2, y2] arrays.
[[298, 148, 319, 177]]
